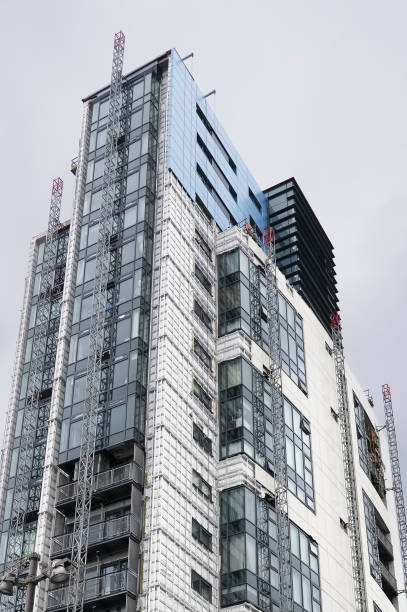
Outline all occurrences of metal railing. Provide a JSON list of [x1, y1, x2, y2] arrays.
[[47, 568, 137, 608], [57, 462, 142, 503], [52, 513, 141, 555]]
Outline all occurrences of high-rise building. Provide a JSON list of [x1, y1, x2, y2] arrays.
[[0, 37, 406, 612], [264, 178, 338, 334]]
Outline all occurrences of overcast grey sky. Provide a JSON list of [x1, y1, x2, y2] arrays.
[[0, 0, 406, 491]]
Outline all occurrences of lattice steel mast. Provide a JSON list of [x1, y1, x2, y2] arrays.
[[67, 31, 125, 612], [5, 178, 63, 572], [382, 384, 407, 593], [330, 312, 367, 612], [264, 227, 292, 612]]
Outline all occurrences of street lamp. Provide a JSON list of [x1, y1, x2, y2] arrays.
[[0, 552, 73, 612]]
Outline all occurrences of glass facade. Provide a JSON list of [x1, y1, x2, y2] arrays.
[[168, 49, 268, 232], [0, 228, 69, 609], [60, 67, 160, 464], [219, 358, 314, 509], [354, 394, 385, 498], [218, 248, 307, 393], [265, 178, 338, 334], [220, 486, 321, 610]]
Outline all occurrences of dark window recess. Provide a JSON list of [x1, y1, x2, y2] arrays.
[[248, 187, 262, 212], [192, 469, 212, 501], [195, 264, 212, 295], [192, 518, 212, 550], [325, 342, 332, 356], [193, 423, 212, 455], [193, 338, 212, 371], [191, 569, 212, 603], [196, 164, 234, 221], [197, 134, 237, 201], [196, 104, 236, 173], [195, 194, 213, 221], [195, 228, 212, 260], [194, 300, 212, 331], [193, 379, 212, 412]]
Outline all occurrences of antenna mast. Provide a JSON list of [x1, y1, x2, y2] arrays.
[[264, 227, 292, 611], [331, 312, 367, 612], [382, 384, 407, 593]]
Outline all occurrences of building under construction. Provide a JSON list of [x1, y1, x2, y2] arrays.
[[0, 33, 406, 612]]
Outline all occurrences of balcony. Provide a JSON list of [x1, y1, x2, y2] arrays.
[[51, 513, 141, 557], [56, 462, 143, 513], [377, 527, 394, 561], [47, 568, 137, 610], [380, 561, 398, 599]]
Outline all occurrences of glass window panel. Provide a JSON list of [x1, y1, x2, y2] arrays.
[[126, 172, 139, 195], [87, 223, 99, 247], [133, 269, 142, 297], [138, 196, 145, 221], [299, 531, 309, 564], [286, 303, 295, 328], [99, 100, 108, 119], [10, 448, 19, 477], [130, 110, 142, 130], [86, 160, 94, 182], [133, 80, 144, 99], [83, 192, 91, 215], [122, 241, 135, 265], [69, 420, 82, 449], [135, 232, 144, 258], [229, 533, 244, 572], [68, 334, 78, 364], [72, 295, 81, 324], [110, 404, 126, 435], [290, 524, 300, 557], [24, 337, 33, 363], [286, 438, 295, 470], [143, 101, 150, 124], [15, 410, 23, 437], [96, 129, 106, 148], [81, 296, 93, 320], [128, 351, 138, 382], [295, 445, 304, 478], [20, 373, 28, 398], [4, 489, 13, 520], [76, 259, 85, 286], [91, 190, 103, 212], [84, 258, 96, 283], [124, 206, 137, 229], [77, 334, 89, 360], [93, 159, 104, 180], [245, 488, 256, 524], [33, 272, 41, 296], [119, 278, 133, 303], [292, 569, 302, 605], [302, 576, 312, 611], [131, 309, 140, 338], [141, 132, 149, 155], [144, 72, 151, 93], [229, 487, 244, 521], [117, 317, 131, 344], [60, 419, 69, 451], [80, 225, 88, 250], [246, 534, 257, 573], [113, 359, 128, 388], [73, 376, 86, 404], [64, 375, 74, 406], [128, 139, 141, 161], [29, 304, 37, 328], [239, 251, 249, 277], [0, 533, 7, 565], [37, 241, 45, 265], [139, 164, 147, 188]]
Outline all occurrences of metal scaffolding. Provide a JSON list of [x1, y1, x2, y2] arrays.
[[5, 178, 63, 570], [264, 226, 292, 611], [67, 31, 125, 612], [330, 312, 367, 612], [382, 384, 407, 593]]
